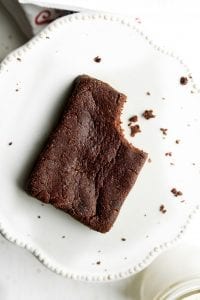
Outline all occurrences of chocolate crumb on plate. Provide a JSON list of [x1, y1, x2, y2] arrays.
[[171, 188, 183, 197], [170, 162, 175, 166], [160, 128, 168, 135], [162, 97, 166, 100], [121, 238, 126, 241], [142, 109, 155, 120], [175, 139, 180, 144], [37, 215, 41, 219], [180, 76, 188, 85], [62, 235, 65, 238], [159, 205, 167, 214], [15, 89, 19, 92], [16, 57, 21, 61], [165, 152, 172, 157], [130, 124, 141, 137], [94, 56, 101, 63], [45, 36, 50, 39], [8, 142, 12, 146], [96, 261, 101, 265], [146, 91, 151, 96], [129, 115, 138, 123], [148, 158, 152, 163]]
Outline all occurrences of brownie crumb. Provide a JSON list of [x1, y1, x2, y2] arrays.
[[175, 139, 180, 144], [15, 89, 19, 92], [41, 203, 45, 206], [45, 36, 50, 39], [37, 215, 41, 219], [192, 163, 196, 166], [96, 261, 101, 265], [170, 162, 175, 166], [165, 152, 172, 157], [148, 158, 152, 163], [146, 91, 151, 96], [144, 214, 147, 217], [62, 235, 65, 238], [129, 115, 138, 123], [17, 57, 21, 62], [142, 110, 155, 120], [159, 204, 167, 214], [181, 200, 185, 203], [160, 128, 168, 136], [162, 97, 166, 100], [94, 56, 101, 63], [121, 238, 126, 241], [8, 142, 12, 146], [180, 76, 188, 85], [128, 122, 132, 126], [171, 188, 183, 197], [130, 124, 141, 137]]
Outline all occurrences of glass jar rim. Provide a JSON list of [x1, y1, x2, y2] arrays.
[[155, 277, 200, 300]]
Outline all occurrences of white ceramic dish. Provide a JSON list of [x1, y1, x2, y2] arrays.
[[0, 13, 199, 282]]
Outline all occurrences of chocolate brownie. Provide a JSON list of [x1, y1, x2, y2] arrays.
[[27, 75, 147, 233]]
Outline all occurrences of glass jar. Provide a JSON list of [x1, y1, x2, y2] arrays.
[[140, 244, 200, 300]]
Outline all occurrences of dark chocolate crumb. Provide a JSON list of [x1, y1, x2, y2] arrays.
[[37, 215, 41, 219], [142, 109, 155, 120], [180, 76, 188, 85], [144, 214, 147, 217], [160, 128, 168, 136], [45, 36, 50, 39], [170, 162, 175, 166], [165, 152, 172, 157], [162, 97, 166, 100], [146, 91, 151, 96], [17, 57, 21, 61], [41, 203, 45, 206], [96, 261, 101, 265], [192, 163, 196, 166], [129, 115, 138, 123], [130, 124, 141, 137], [8, 142, 12, 146], [62, 235, 65, 238], [15, 89, 19, 92], [189, 75, 192, 79], [128, 123, 132, 126], [171, 188, 183, 197], [175, 139, 180, 144], [94, 56, 101, 63], [181, 200, 186, 203], [121, 238, 126, 241], [148, 158, 152, 163], [159, 205, 167, 214]]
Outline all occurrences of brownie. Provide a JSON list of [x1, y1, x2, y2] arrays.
[[27, 75, 147, 233]]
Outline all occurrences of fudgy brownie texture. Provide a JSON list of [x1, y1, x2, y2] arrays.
[[27, 75, 147, 233]]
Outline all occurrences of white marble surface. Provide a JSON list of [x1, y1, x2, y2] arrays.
[[0, 3, 200, 300]]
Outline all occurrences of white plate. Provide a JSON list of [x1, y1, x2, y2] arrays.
[[0, 13, 199, 282]]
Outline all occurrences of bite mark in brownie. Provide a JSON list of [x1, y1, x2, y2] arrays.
[[26, 75, 147, 233]]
